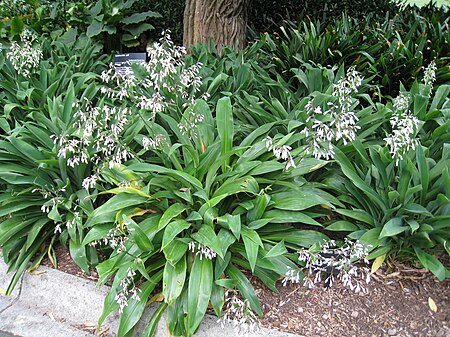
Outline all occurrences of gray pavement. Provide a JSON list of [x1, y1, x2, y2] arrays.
[[0, 260, 305, 337]]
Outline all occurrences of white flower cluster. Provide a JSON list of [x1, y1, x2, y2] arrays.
[[281, 267, 302, 286], [218, 290, 261, 335], [100, 30, 206, 141], [384, 92, 420, 166], [303, 66, 362, 160], [33, 186, 82, 235], [142, 134, 166, 150], [100, 63, 135, 100], [188, 241, 217, 260], [114, 268, 142, 313], [54, 99, 134, 190], [284, 239, 371, 293], [6, 29, 42, 78], [264, 136, 296, 170], [178, 108, 205, 138], [423, 60, 437, 89], [89, 219, 133, 253]]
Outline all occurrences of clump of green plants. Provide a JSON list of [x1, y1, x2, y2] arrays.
[[0, 30, 107, 292], [78, 32, 340, 337], [322, 62, 450, 280], [253, 7, 449, 97]]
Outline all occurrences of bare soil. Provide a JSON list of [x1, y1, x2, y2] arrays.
[[42, 245, 449, 337]]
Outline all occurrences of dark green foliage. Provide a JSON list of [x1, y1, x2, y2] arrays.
[[0, 31, 108, 293], [131, 0, 184, 45], [252, 9, 450, 98]]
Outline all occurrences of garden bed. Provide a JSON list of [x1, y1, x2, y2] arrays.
[[43, 245, 450, 337]]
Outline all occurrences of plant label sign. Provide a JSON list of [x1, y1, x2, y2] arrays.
[[114, 52, 146, 76]]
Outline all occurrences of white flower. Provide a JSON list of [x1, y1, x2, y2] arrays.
[[301, 67, 362, 160], [384, 93, 420, 165], [6, 29, 42, 78], [82, 175, 98, 190], [295, 239, 371, 293], [189, 241, 217, 260], [423, 61, 437, 89], [218, 291, 261, 335], [142, 134, 166, 150], [264, 136, 296, 170]]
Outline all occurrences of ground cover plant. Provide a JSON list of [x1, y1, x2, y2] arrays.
[[253, 7, 450, 97], [0, 2, 449, 337]]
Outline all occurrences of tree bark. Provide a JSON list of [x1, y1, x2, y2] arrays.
[[183, 0, 249, 52]]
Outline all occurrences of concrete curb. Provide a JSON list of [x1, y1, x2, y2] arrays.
[[0, 261, 304, 337]]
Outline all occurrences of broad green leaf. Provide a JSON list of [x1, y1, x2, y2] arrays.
[[163, 256, 186, 304], [162, 220, 191, 250], [264, 241, 288, 258], [414, 247, 446, 281], [127, 163, 202, 190], [326, 221, 359, 232], [69, 239, 89, 273], [186, 256, 213, 336], [227, 214, 241, 239], [403, 203, 432, 217], [216, 97, 233, 171], [262, 210, 320, 226], [86, 194, 148, 227], [121, 11, 161, 25], [210, 284, 225, 317], [241, 231, 259, 272], [212, 176, 259, 198], [125, 215, 154, 252], [359, 227, 382, 250], [335, 208, 375, 226], [191, 226, 223, 259], [379, 217, 406, 239], [270, 191, 332, 211], [87, 20, 103, 38], [141, 302, 168, 337], [288, 158, 328, 176], [164, 239, 188, 266], [217, 229, 236, 257], [263, 229, 328, 247], [225, 263, 262, 316], [247, 193, 270, 222], [416, 146, 429, 204], [158, 204, 188, 230], [334, 148, 386, 212]]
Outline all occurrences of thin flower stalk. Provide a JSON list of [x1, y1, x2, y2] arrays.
[[283, 239, 371, 293], [218, 290, 261, 335]]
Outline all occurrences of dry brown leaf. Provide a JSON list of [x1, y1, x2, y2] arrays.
[[428, 297, 438, 312]]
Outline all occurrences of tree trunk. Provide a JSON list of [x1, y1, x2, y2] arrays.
[[183, 0, 249, 52]]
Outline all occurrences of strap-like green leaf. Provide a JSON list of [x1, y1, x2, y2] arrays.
[[118, 270, 163, 336], [158, 204, 189, 230], [163, 256, 187, 304], [216, 97, 234, 171], [186, 256, 213, 336], [161, 219, 191, 249]]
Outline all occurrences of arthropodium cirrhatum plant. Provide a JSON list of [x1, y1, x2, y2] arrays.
[[322, 62, 450, 280], [0, 31, 107, 292], [79, 33, 343, 337]]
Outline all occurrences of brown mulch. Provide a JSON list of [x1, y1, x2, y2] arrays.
[[42, 245, 449, 337]]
